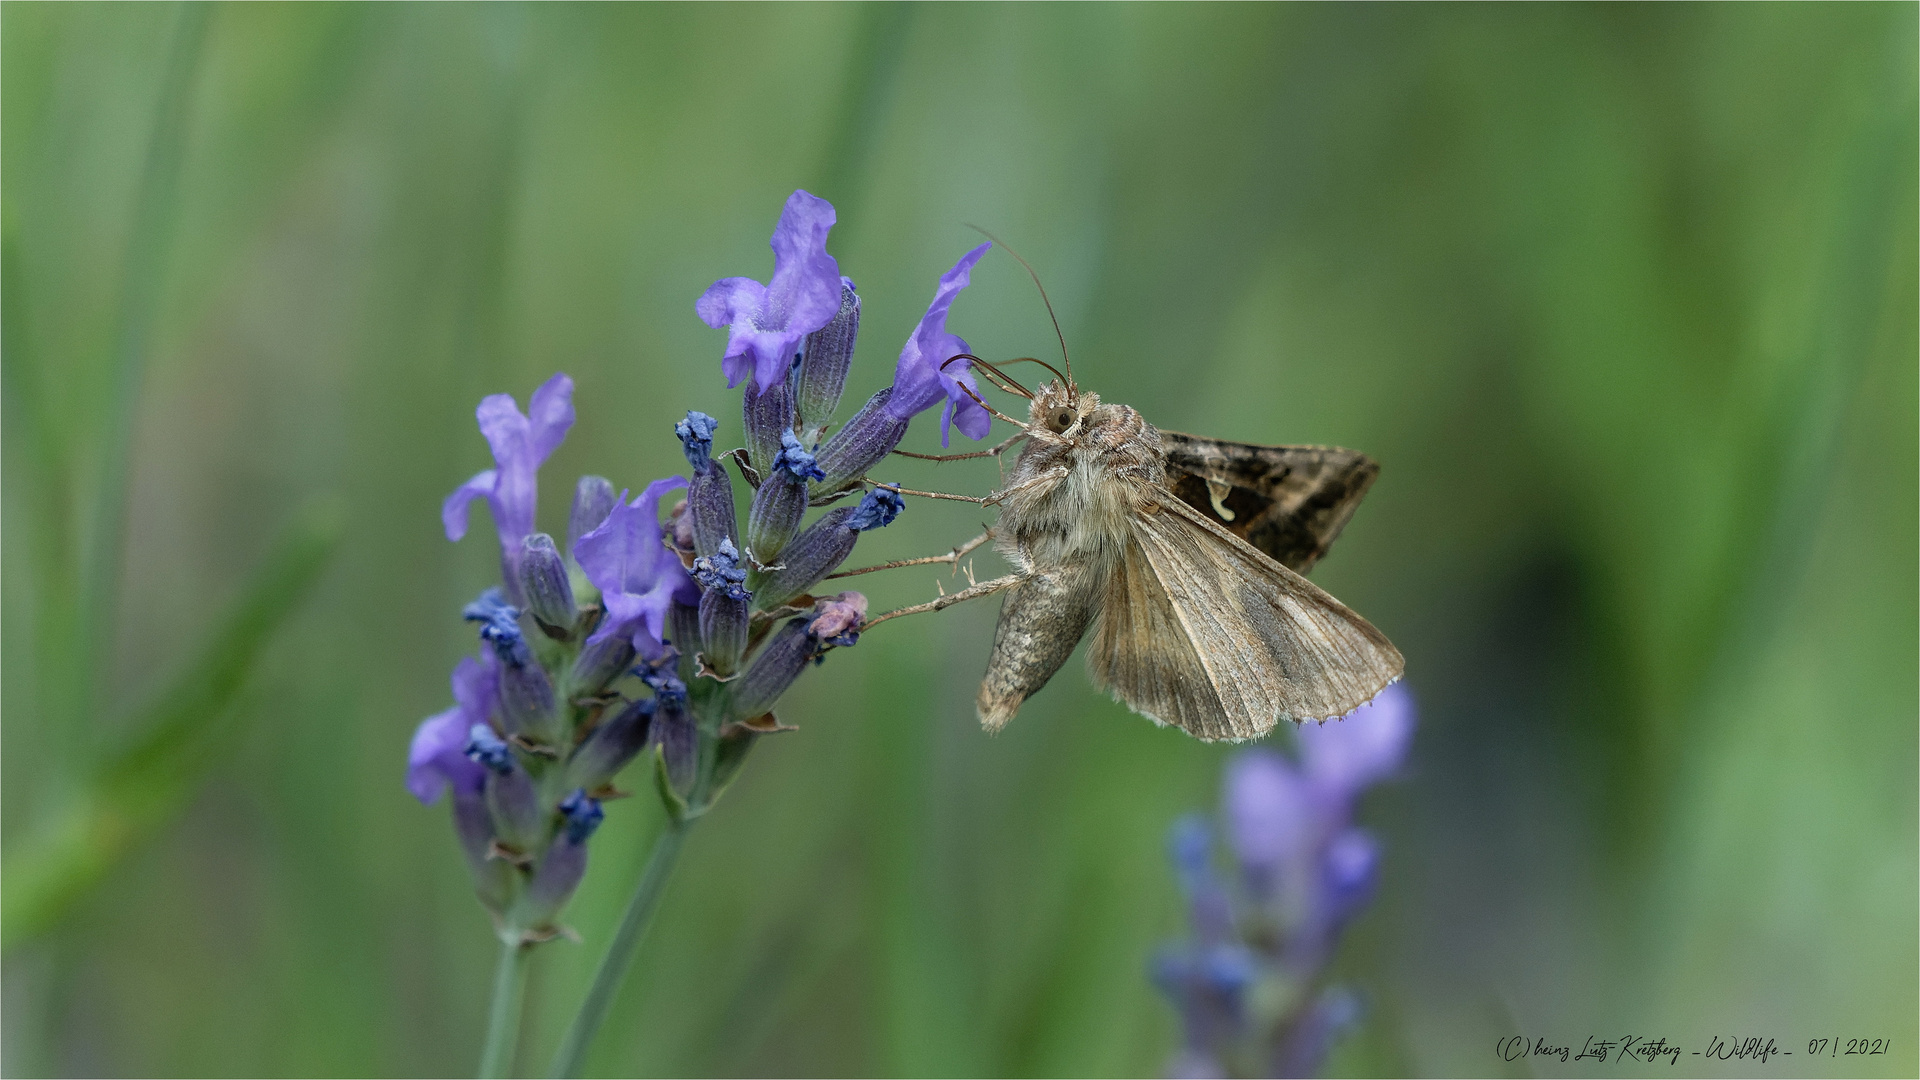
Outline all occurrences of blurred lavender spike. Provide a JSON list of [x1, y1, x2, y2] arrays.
[[1154, 683, 1415, 1078]]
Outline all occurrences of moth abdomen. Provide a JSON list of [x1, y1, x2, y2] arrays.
[[976, 563, 1102, 732]]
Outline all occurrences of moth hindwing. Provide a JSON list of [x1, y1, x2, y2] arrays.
[[1158, 431, 1379, 575]]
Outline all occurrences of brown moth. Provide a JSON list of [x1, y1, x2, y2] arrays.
[[971, 380, 1403, 742]]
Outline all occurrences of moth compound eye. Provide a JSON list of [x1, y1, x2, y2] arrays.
[[1046, 407, 1075, 433]]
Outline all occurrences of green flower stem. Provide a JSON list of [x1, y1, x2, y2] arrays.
[[550, 816, 692, 1078], [478, 939, 533, 1079]]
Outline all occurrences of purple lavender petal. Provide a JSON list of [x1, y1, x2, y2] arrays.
[[695, 277, 771, 388], [442, 470, 497, 542], [696, 191, 843, 391], [444, 374, 576, 557], [449, 654, 497, 724], [1298, 681, 1415, 798], [475, 393, 537, 548], [1222, 748, 1315, 872], [406, 707, 474, 804], [574, 476, 696, 657], [885, 243, 992, 446], [526, 372, 576, 460], [406, 655, 496, 804]]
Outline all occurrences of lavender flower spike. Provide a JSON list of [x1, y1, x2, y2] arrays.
[[1154, 685, 1417, 1078], [885, 242, 993, 446], [574, 477, 699, 660], [695, 190, 843, 391], [443, 373, 576, 598]]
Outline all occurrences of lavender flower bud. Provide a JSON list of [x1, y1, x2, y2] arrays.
[[570, 633, 636, 696], [742, 379, 794, 478], [815, 388, 909, 492], [568, 697, 655, 790], [746, 434, 819, 565], [484, 760, 545, 853], [521, 798, 598, 932], [730, 618, 811, 719], [465, 592, 557, 739], [846, 486, 905, 531], [452, 786, 515, 915], [700, 588, 750, 676], [496, 648, 558, 742], [518, 533, 578, 636], [648, 701, 697, 796], [732, 593, 866, 716], [752, 507, 856, 609], [675, 410, 719, 471], [568, 475, 618, 554], [795, 279, 860, 443], [688, 460, 737, 558], [668, 600, 701, 668]]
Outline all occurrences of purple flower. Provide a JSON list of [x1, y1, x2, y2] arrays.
[[1297, 681, 1414, 798], [443, 373, 576, 597], [406, 656, 497, 804], [1223, 748, 1315, 875], [695, 191, 843, 391], [884, 243, 993, 446], [1154, 685, 1417, 1078], [573, 477, 699, 660]]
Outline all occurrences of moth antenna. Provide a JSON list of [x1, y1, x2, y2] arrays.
[[942, 352, 1033, 400], [948, 376, 1025, 427], [994, 356, 1070, 388], [964, 224, 1073, 391]]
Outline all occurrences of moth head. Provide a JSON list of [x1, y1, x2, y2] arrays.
[[1028, 381, 1091, 437]]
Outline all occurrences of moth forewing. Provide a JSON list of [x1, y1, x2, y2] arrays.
[[1088, 494, 1403, 740]]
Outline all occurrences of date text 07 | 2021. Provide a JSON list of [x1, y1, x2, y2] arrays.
[[1496, 1035, 1892, 1066]]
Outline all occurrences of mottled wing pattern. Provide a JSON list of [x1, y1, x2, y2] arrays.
[[1159, 431, 1379, 575], [1088, 493, 1403, 741]]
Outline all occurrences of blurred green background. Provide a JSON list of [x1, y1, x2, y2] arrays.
[[3, 3, 1914, 1076]]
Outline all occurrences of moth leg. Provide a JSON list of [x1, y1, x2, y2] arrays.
[[892, 432, 1028, 463], [859, 573, 1021, 631], [982, 466, 1070, 506], [826, 531, 992, 580], [865, 480, 991, 505]]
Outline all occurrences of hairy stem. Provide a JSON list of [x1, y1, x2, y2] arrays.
[[550, 817, 692, 1078]]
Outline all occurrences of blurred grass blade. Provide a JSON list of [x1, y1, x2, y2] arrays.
[[1, 496, 345, 950], [75, 1, 210, 766]]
